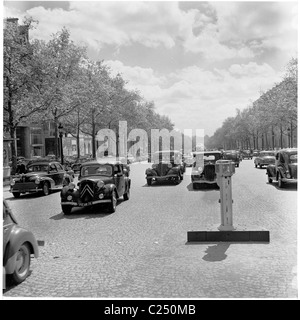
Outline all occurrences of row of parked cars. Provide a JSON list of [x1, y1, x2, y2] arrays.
[[253, 148, 298, 188]]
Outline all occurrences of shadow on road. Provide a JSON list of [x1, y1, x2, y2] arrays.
[[50, 201, 123, 220], [186, 182, 220, 192], [266, 182, 297, 191], [4, 190, 61, 201], [202, 243, 230, 262], [142, 181, 182, 187]]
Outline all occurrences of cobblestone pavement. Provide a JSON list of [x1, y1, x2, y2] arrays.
[[2, 159, 298, 298]]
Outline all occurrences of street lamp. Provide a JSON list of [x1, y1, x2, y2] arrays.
[[58, 123, 64, 165]]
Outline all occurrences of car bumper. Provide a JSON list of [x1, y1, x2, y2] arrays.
[[282, 178, 297, 183], [147, 174, 179, 181], [61, 199, 111, 207], [192, 179, 217, 184], [10, 187, 42, 193]]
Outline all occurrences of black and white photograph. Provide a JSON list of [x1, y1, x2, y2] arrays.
[[1, 0, 298, 302]]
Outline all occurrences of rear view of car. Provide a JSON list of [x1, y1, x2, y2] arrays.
[[3, 200, 39, 285]]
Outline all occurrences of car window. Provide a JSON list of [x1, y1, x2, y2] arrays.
[[204, 155, 216, 161], [55, 164, 64, 171], [27, 164, 48, 172], [49, 164, 57, 171], [81, 165, 113, 176]]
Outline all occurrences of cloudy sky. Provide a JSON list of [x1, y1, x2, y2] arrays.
[[3, 0, 298, 136]]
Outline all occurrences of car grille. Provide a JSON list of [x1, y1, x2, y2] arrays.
[[14, 182, 36, 190], [203, 165, 215, 181], [156, 163, 169, 176], [80, 181, 95, 203]]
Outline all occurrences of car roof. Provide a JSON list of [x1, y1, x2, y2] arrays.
[[81, 160, 124, 166], [193, 151, 222, 155], [276, 148, 297, 154]]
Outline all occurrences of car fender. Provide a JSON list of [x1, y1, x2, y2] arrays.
[[4, 226, 39, 274], [145, 168, 157, 176], [105, 184, 118, 198], [38, 176, 55, 189]]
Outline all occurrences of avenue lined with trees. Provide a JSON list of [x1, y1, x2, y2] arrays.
[[205, 58, 297, 151], [4, 18, 174, 172]]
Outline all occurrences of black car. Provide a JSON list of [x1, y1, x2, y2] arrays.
[[191, 151, 222, 188], [10, 160, 73, 198], [3, 200, 39, 284], [223, 150, 240, 167], [60, 160, 131, 215], [145, 150, 185, 186]]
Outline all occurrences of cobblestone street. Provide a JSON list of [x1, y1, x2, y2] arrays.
[[2, 160, 298, 298]]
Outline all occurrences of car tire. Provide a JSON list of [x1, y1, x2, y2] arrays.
[[12, 192, 20, 198], [11, 243, 31, 284], [62, 205, 72, 215], [268, 175, 273, 184], [123, 188, 130, 201], [147, 179, 152, 186], [278, 175, 284, 188], [108, 190, 117, 213], [255, 164, 257, 168], [179, 172, 183, 180], [260, 165, 263, 169], [42, 182, 50, 196]]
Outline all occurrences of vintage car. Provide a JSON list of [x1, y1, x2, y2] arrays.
[[254, 150, 276, 168], [3, 200, 39, 285], [266, 148, 297, 188], [145, 150, 185, 186], [10, 160, 73, 198], [242, 150, 253, 159], [183, 153, 194, 167], [60, 161, 131, 215], [222, 150, 240, 167], [191, 151, 222, 189], [253, 150, 259, 157]]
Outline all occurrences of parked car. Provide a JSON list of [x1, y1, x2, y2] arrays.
[[10, 160, 73, 198], [253, 150, 259, 157], [60, 160, 131, 215], [266, 148, 297, 188], [242, 150, 253, 159], [254, 150, 276, 168], [183, 153, 194, 167], [145, 150, 185, 186], [222, 150, 240, 167], [191, 151, 222, 189], [3, 200, 39, 284]]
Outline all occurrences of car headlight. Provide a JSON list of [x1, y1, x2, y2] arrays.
[[97, 180, 105, 189], [10, 179, 15, 186], [286, 172, 291, 179], [198, 166, 203, 173], [152, 164, 157, 169], [35, 179, 40, 185]]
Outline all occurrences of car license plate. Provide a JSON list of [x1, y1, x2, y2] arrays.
[[79, 202, 92, 207]]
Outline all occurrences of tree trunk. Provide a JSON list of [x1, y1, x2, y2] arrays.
[[280, 125, 283, 149], [290, 120, 293, 148], [76, 109, 80, 159]]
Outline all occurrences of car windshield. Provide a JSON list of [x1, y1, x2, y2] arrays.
[[81, 164, 112, 176], [154, 152, 181, 162], [27, 164, 48, 172], [260, 152, 275, 157], [289, 154, 297, 163]]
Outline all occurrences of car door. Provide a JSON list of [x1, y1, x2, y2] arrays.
[[55, 163, 66, 186], [113, 164, 125, 195], [48, 163, 61, 186]]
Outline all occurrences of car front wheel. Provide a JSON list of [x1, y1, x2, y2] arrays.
[[268, 174, 273, 184], [123, 188, 130, 201], [108, 190, 117, 213], [11, 243, 31, 284], [42, 182, 50, 196], [147, 178, 152, 186], [278, 175, 284, 188], [62, 205, 72, 215]]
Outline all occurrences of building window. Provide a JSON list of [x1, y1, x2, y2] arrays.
[[31, 127, 42, 145]]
